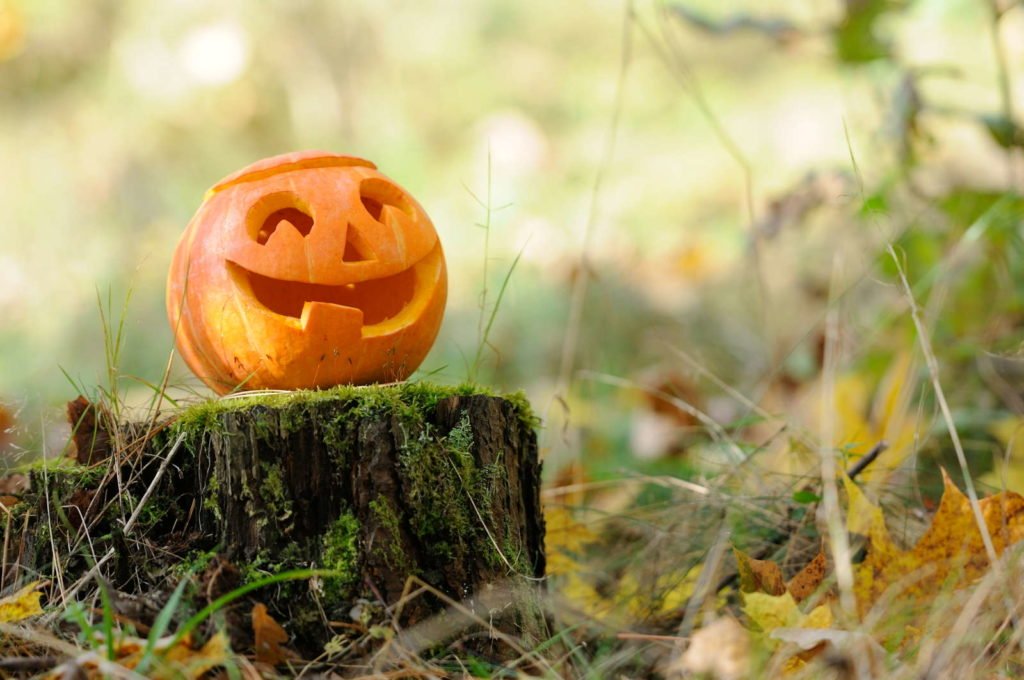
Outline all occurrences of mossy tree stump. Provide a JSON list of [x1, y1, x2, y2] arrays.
[[13, 384, 546, 659]]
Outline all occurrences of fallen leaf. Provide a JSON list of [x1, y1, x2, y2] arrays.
[[252, 603, 294, 665], [735, 548, 786, 596], [670, 616, 751, 680], [771, 627, 887, 675], [544, 505, 598, 577], [786, 551, 826, 603], [0, 580, 43, 622], [66, 395, 111, 465], [50, 631, 232, 679], [851, 470, 1024, 610], [832, 352, 920, 485], [159, 631, 232, 678], [0, 402, 13, 452], [743, 591, 833, 633], [734, 547, 827, 602]]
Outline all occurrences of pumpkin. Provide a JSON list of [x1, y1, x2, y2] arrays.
[[166, 150, 447, 394]]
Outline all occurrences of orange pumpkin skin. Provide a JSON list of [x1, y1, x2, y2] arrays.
[[166, 151, 447, 394]]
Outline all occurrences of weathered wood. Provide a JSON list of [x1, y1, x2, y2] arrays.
[[13, 384, 546, 659]]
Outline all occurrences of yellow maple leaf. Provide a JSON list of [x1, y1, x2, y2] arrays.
[[832, 352, 920, 485], [544, 505, 598, 577], [743, 591, 833, 633], [735, 548, 833, 637], [0, 580, 43, 622], [842, 474, 895, 558], [48, 631, 232, 679], [156, 631, 232, 679], [852, 470, 1024, 611]]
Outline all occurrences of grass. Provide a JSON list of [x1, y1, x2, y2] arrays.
[[2, 3, 1023, 678]]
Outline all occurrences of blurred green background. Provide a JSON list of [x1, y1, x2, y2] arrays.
[[1, 0, 1022, 485]]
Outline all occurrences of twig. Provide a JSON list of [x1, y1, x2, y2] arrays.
[[617, 631, 685, 642], [377, 576, 554, 676], [122, 432, 185, 536], [41, 433, 186, 624], [0, 656, 61, 672], [845, 441, 889, 481], [677, 519, 730, 641]]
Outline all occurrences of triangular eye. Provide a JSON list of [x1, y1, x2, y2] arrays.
[[359, 177, 413, 222], [258, 207, 313, 245], [360, 196, 385, 222]]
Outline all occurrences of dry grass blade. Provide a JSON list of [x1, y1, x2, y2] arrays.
[[372, 576, 555, 676], [886, 244, 1001, 573]]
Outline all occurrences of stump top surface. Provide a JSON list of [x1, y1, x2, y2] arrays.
[[171, 381, 537, 433]]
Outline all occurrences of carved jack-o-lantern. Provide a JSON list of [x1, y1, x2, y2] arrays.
[[166, 151, 447, 394]]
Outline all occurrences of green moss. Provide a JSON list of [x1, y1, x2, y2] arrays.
[[202, 472, 222, 521], [446, 413, 475, 472], [321, 512, 361, 602], [395, 412, 508, 566], [472, 462, 505, 518], [22, 457, 110, 492], [167, 382, 503, 437], [502, 389, 541, 430], [128, 491, 168, 530], [399, 436, 471, 554], [240, 540, 305, 586], [369, 497, 410, 571], [170, 548, 219, 578], [248, 406, 278, 442], [258, 461, 293, 524]]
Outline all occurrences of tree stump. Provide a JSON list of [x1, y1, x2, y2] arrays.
[[11, 384, 546, 661]]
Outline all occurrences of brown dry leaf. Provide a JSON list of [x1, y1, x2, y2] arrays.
[[66, 395, 111, 465], [0, 580, 43, 622], [786, 551, 826, 603], [851, 469, 1024, 610], [734, 548, 826, 602], [735, 548, 786, 596], [0, 402, 13, 451], [252, 602, 294, 665]]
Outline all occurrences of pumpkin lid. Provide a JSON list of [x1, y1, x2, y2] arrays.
[[208, 150, 377, 198]]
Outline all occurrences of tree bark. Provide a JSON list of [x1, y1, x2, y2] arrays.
[[12, 385, 546, 660]]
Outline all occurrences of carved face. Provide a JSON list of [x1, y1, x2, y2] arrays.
[[166, 151, 447, 394]]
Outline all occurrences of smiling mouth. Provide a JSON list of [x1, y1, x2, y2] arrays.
[[227, 262, 417, 326]]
